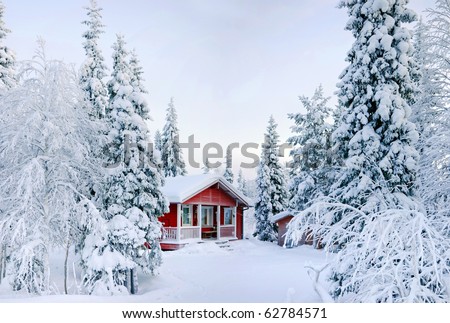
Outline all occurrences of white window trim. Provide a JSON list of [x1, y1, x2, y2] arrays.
[[182, 205, 193, 226]]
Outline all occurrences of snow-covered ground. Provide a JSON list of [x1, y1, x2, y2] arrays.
[[0, 239, 328, 303]]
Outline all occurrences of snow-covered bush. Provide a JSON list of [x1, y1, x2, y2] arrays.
[[287, 193, 450, 302]]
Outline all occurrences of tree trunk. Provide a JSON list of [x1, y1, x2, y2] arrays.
[[64, 239, 70, 295], [130, 268, 138, 295], [0, 244, 3, 285], [0, 244, 6, 281]]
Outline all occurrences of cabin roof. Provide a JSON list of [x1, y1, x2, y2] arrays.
[[271, 210, 294, 223], [162, 174, 253, 207]]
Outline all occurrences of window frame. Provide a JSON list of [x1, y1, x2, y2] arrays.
[[181, 205, 193, 226], [224, 207, 235, 225]]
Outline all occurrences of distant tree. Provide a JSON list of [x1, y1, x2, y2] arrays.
[[154, 129, 162, 152], [161, 98, 187, 177], [223, 147, 234, 184], [253, 116, 289, 242], [202, 159, 212, 174], [236, 169, 248, 195], [0, 1, 15, 92]]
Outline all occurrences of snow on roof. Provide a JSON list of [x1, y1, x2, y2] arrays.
[[271, 210, 294, 223], [161, 174, 253, 207]]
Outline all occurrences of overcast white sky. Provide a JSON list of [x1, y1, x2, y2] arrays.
[[2, 0, 436, 178]]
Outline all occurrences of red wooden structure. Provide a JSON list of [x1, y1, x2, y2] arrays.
[[271, 211, 322, 249], [159, 174, 252, 250]]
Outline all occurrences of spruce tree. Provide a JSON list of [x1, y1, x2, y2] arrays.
[[236, 169, 248, 195], [83, 35, 168, 295], [80, 0, 108, 120], [332, 0, 419, 213], [202, 159, 212, 174], [154, 129, 162, 152], [129, 49, 150, 118], [287, 85, 333, 211], [329, 0, 420, 300], [161, 98, 187, 177], [0, 1, 15, 91], [253, 116, 289, 242], [223, 147, 234, 184]]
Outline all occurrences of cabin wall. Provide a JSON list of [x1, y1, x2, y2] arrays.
[[236, 206, 243, 239], [184, 185, 237, 206], [276, 216, 294, 247], [159, 203, 178, 227]]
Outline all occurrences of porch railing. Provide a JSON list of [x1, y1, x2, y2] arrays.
[[161, 226, 201, 241], [162, 225, 235, 241], [219, 225, 236, 238], [162, 227, 177, 240], [180, 226, 201, 240]]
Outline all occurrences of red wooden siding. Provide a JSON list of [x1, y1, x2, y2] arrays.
[[276, 216, 294, 247], [159, 203, 177, 227], [236, 206, 243, 239], [184, 184, 237, 206]]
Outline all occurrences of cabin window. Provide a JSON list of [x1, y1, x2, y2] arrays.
[[224, 207, 235, 225], [182, 205, 192, 226], [202, 206, 214, 226]]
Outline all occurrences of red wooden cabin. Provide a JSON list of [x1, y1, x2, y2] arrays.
[[271, 211, 323, 249], [159, 174, 252, 250]]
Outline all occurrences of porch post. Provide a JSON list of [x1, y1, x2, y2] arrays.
[[233, 206, 237, 238], [177, 203, 181, 241], [198, 204, 202, 240], [217, 206, 221, 240]]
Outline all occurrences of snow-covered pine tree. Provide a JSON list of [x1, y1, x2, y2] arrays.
[[80, 0, 108, 120], [129, 49, 150, 119], [0, 1, 15, 91], [154, 129, 162, 152], [286, 0, 450, 303], [253, 116, 289, 242], [161, 98, 187, 177], [253, 161, 276, 242], [287, 85, 334, 212], [83, 34, 168, 295], [127, 48, 168, 283], [223, 147, 234, 184], [75, 1, 110, 283], [329, 0, 421, 300], [333, 0, 419, 204], [202, 159, 212, 174], [236, 169, 248, 195], [0, 43, 99, 294]]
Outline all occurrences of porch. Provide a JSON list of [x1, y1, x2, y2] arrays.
[[160, 203, 238, 244], [162, 225, 237, 242]]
